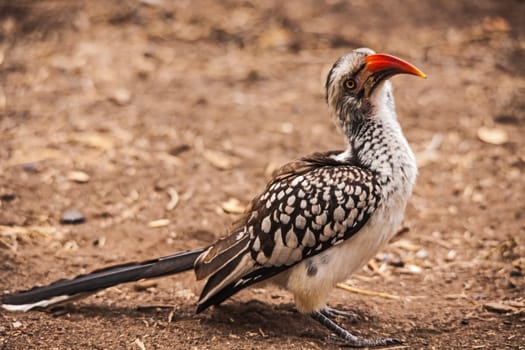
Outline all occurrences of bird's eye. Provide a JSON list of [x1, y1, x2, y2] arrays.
[[344, 78, 357, 91]]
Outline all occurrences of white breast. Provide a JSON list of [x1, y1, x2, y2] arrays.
[[278, 192, 408, 313]]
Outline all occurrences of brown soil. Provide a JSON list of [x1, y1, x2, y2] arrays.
[[1, 1, 524, 349]]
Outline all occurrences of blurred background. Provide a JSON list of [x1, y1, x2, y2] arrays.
[[0, 1, 524, 349]]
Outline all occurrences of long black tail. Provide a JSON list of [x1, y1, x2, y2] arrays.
[[2, 248, 206, 311]]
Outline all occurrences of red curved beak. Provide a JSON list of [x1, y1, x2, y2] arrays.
[[365, 53, 426, 79]]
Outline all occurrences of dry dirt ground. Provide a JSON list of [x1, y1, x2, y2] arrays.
[[1, 1, 524, 349]]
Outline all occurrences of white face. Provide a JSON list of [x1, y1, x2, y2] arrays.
[[325, 48, 393, 136]]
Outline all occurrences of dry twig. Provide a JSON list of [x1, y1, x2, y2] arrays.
[[336, 283, 401, 300]]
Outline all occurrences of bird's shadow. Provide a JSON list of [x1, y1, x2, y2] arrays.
[[42, 299, 368, 342]]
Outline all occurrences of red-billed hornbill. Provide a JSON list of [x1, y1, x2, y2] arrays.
[[2, 48, 426, 347]]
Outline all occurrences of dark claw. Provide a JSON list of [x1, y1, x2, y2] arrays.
[[321, 306, 360, 321], [312, 310, 402, 348], [327, 335, 402, 348]]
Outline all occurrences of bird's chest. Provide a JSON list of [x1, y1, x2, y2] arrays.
[[278, 198, 406, 313], [329, 200, 404, 279], [281, 193, 407, 299]]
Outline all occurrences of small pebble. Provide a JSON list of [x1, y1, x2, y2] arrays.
[[0, 193, 15, 202], [472, 292, 487, 300], [399, 264, 422, 274], [445, 249, 457, 261], [110, 88, 131, 105], [93, 237, 106, 248], [60, 209, 86, 225], [12, 321, 22, 329], [21, 162, 39, 173], [68, 170, 90, 183], [416, 249, 428, 259], [389, 259, 405, 268]]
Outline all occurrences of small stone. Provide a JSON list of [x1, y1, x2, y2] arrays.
[[93, 236, 106, 248], [62, 240, 79, 251], [21, 162, 39, 173], [389, 259, 405, 268], [60, 209, 85, 225], [445, 249, 457, 261], [68, 170, 90, 183], [12, 321, 22, 329], [510, 270, 522, 277], [109, 88, 131, 105], [472, 293, 487, 300], [477, 127, 508, 145], [0, 193, 15, 202], [416, 249, 428, 259], [279, 122, 294, 134], [399, 264, 422, 274]]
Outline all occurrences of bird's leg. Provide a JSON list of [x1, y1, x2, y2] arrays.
[[311, 310, 401, 348], [320, 306, 360, 321]]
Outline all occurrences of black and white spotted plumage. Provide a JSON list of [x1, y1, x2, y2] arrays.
[[195, 152, 382, 311], [2, 48, 426, 347]]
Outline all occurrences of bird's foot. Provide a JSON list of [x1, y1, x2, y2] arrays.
[[321, 306, 360, 321], [311, 310, 402, 348]]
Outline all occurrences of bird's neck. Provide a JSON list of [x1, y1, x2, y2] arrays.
[[346, 110, 417, 199]]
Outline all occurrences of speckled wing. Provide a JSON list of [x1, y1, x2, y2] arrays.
[[195, 151, 382, 312]]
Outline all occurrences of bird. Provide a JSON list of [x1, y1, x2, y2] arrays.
[[2, 48, 426, 347]]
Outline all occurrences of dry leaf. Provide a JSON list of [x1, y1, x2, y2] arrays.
[[477, 127, 508, 145], [174, 288, 195, 300], [203, 149, 240, 170], [134, 280, 158, 291], [415, 133, 443, 167], [221, 198, 246, 214], [72, 133, 115, 149], [482, 16, 511, 32], [399, 264, 423, 274], [484, 302, 516, 314], [265, 160, 283, 178], [166, 187, 179, 211], [336, 283, 401, 300], [7, 148, 63, 167], [134, 338, 146, 350], [258, 26, 294, 50], [391, 239, 421, 251]]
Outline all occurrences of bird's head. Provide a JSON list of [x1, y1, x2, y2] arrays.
[[325, 48, 426, 136]]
